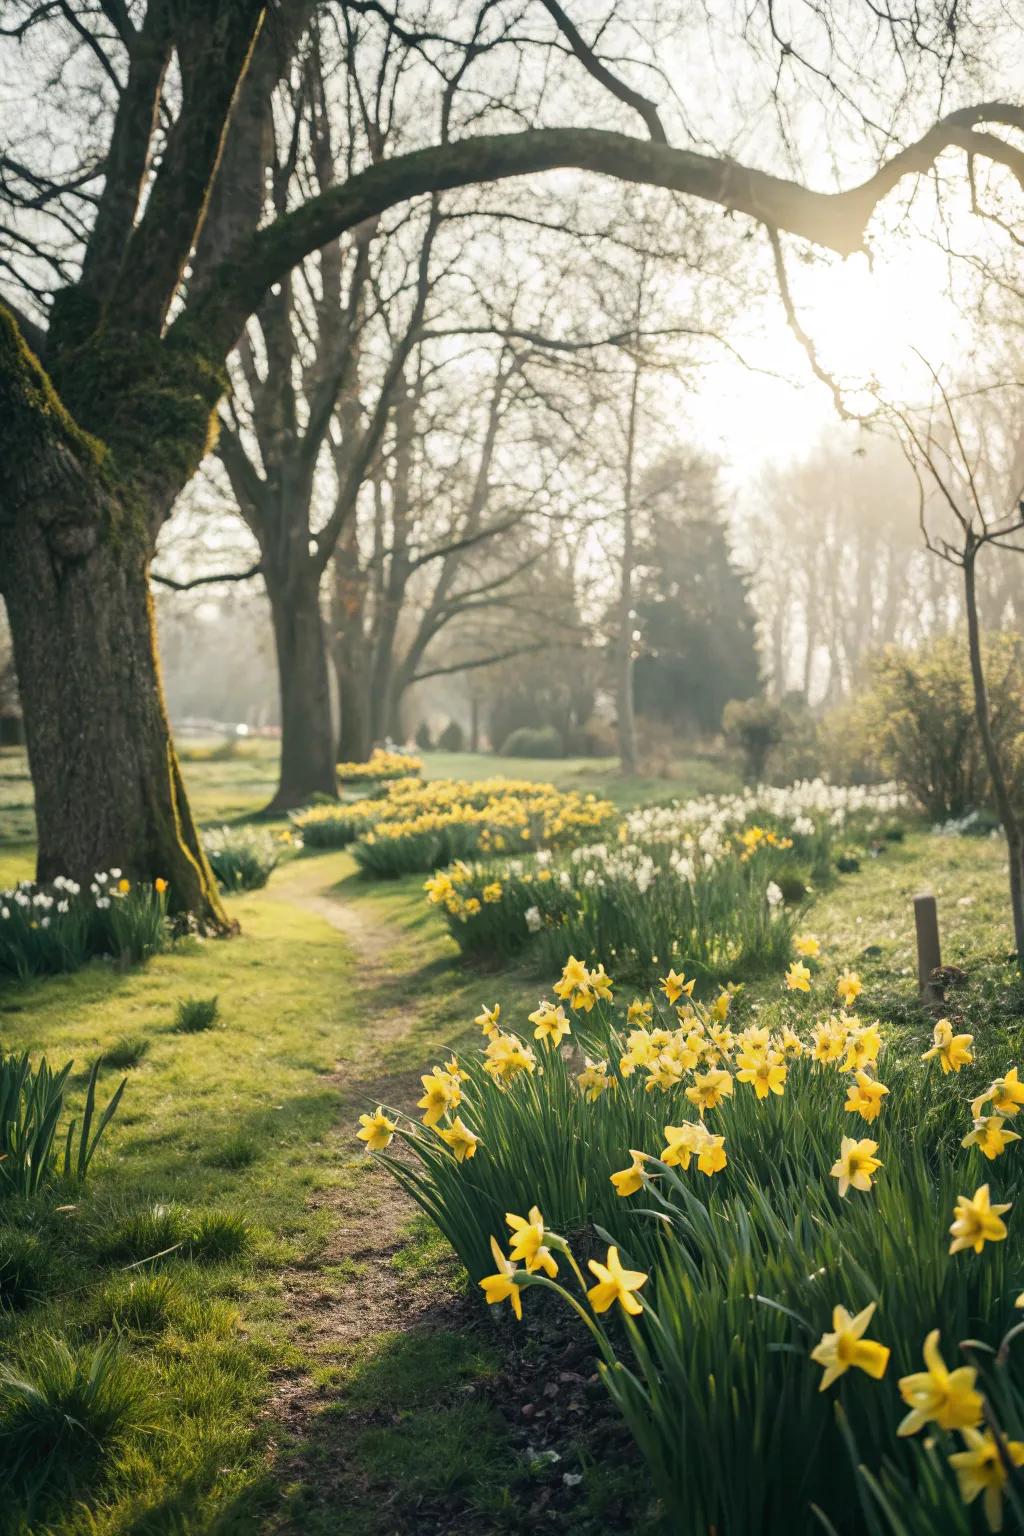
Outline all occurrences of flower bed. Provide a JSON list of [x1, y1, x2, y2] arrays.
[[336, 748, 422, 786], [293, 777, 616, 872], [424, 780, 908, 980], [0, 871, 170, 977], [358, 952, 1024, 1535]]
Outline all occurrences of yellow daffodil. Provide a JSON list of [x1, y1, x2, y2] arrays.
[[779, 1025, 804, 1058], [154, 877, 168, 894], [627, 998, 653, 1026], [528, 1000, 572, 1049], [897, 1330, 983, 1436], [838, 1022, 880, 1073], [962, 1116, 1022, 1161], [708, 1022, 735, 1058], [686, 1068, 734, 1116], [922, 1018, 974, 1074], [117, 877, 131, 894], [972, 1067, 1024, 1119], [479, 1236, 523, 1320], [506, 1207, 558, 1276], [739, 1024, 771, 1054], [417, 1066, 461, 1127], [736, 1048, 787, 1100], [949, 1184, 1011, 1255], [610, 1152, 647, 1197], [586, 1246, 648, 1316], [436, 1116, 479, 1162], [356, 1107, 396, 1151], [810, 1301, 890, 1390], [424, 872, 454, 904], [587, 963, 614, 1001], [811, 1017, 848, 1066], [695, 1129, 727, 1177], [482, 881, 503, 903], [483, 1032, 536, 1084], [619, 1029, 656, 1077], [709, 990, 733, 1022], [949, 1428, 1024, 1533], [554, 955, 592, 1010], [577, 1058, 611, 1102], [661, 1122, 704, 1170], [844, 1070, 889, 1124], [794, 933, 821, 958], [836, 970, 863, 1008], [831, 1136, 882, 1197], [660, 968, 694, 1005], [785, 960, 811, 993]]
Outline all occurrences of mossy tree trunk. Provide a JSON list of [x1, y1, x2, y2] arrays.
[[5, 521, 224, 915], [0, 310, 227, 922]]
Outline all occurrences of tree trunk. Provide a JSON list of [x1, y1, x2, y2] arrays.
[[4, 519, 227, 923], [963, 543, 1024, 966], [615, 339, 641, 777], [264, 569, 338, 812], [0, 308, 227, 924], [334, 640, 372, 763]]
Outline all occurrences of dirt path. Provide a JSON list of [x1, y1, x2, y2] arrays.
[[262, 870, 450, 1524]]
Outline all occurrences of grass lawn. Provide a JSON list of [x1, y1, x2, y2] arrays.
[[2, 744, 1021, 1534]]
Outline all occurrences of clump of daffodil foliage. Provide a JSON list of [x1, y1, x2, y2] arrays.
[[357, 944, 1024, 1535]]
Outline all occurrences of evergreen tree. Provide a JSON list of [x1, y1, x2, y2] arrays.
[[630, 453, 761, 733]]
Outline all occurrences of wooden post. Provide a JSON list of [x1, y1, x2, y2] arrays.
[[914, 892, 943, 1010]]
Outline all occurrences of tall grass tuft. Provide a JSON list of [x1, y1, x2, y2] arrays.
[[173, 995, 220, 1033], [0, 1053, 126, 1199], [0, 1335, 150, 1516]]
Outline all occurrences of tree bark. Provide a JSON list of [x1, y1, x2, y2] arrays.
[[615, 334, 641, 776], [963, 542, 1024, 966], [3, 507, 225, 921], [263, 568, 338, 812]]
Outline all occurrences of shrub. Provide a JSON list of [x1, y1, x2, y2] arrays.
[[203, 824, 283, 891], [415, 721, 433, 751], [844, 634, 1024, 820], [438, 719, 465, 752], [722, 697, 786, 782], [500, 725, 565, 758], [0, 1053, 126, 1199], [0, 1335, 150, 1514], [0, 872, 169, 978], [173, 995, 219, 1033]]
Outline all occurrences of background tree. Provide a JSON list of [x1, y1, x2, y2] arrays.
[[632, 450, 760, 734]]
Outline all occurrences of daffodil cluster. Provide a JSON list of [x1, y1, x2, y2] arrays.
[[336, 747, 421, 783], [0, 871, 171, 978]]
